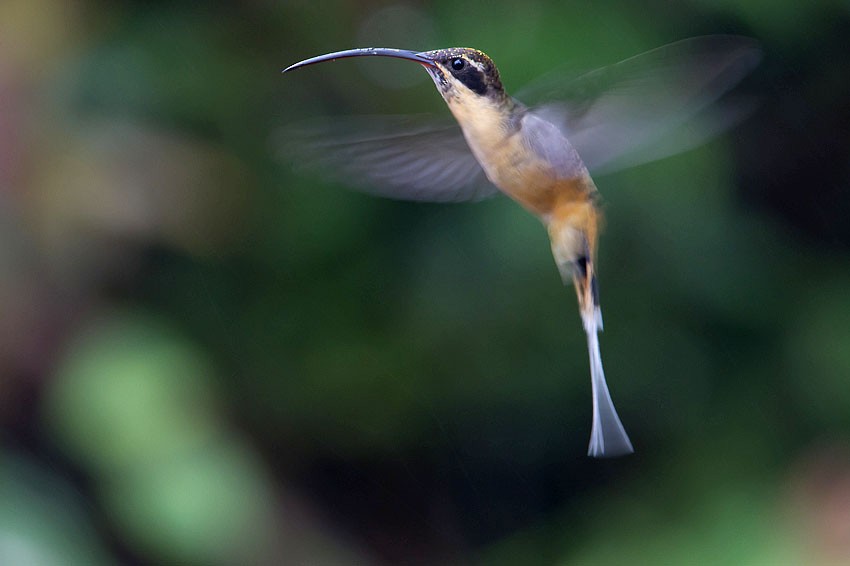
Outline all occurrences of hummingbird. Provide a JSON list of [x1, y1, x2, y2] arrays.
[[282, 37, 760, 457]]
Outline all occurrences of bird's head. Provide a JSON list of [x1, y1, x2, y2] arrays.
[[417, 47, 505, 101]]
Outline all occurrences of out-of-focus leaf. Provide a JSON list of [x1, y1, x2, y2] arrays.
[[44, 311, 220, 473]]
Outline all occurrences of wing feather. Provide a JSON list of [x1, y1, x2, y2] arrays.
[[276, 114, 496, 202], [518, 35, 762, 174]]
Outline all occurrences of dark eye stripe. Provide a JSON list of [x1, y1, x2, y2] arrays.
[[455, 68, 487, 95]]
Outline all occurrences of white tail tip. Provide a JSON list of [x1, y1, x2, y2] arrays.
[[584, 311, 633, 458]]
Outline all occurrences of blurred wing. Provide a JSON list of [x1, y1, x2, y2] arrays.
[[275, 114, 497, 202], [518, 35, 762, 174]]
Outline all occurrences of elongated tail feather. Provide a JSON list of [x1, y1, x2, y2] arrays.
[[549, 201, 632, 456], [582, 308, 633, 457]]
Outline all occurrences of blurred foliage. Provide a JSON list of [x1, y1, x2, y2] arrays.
[[1, 0, 850, 564]]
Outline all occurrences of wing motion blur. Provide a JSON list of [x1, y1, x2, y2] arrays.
[[279, 35, 761, 201], [521, 35, 762, 173], [278, 114, 496, 202]]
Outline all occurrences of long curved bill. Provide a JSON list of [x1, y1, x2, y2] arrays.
[[283, 48, 436, 73]]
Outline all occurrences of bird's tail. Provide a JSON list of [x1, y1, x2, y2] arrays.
[[573, 257, 634, 458]]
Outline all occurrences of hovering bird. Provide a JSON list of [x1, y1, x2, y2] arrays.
[[283, 36, 760, 457]]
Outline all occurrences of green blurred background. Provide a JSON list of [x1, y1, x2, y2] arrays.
[[2, 0, 850, 564]]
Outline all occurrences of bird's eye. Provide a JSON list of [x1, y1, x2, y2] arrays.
[[451, 58, 465, 71]]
